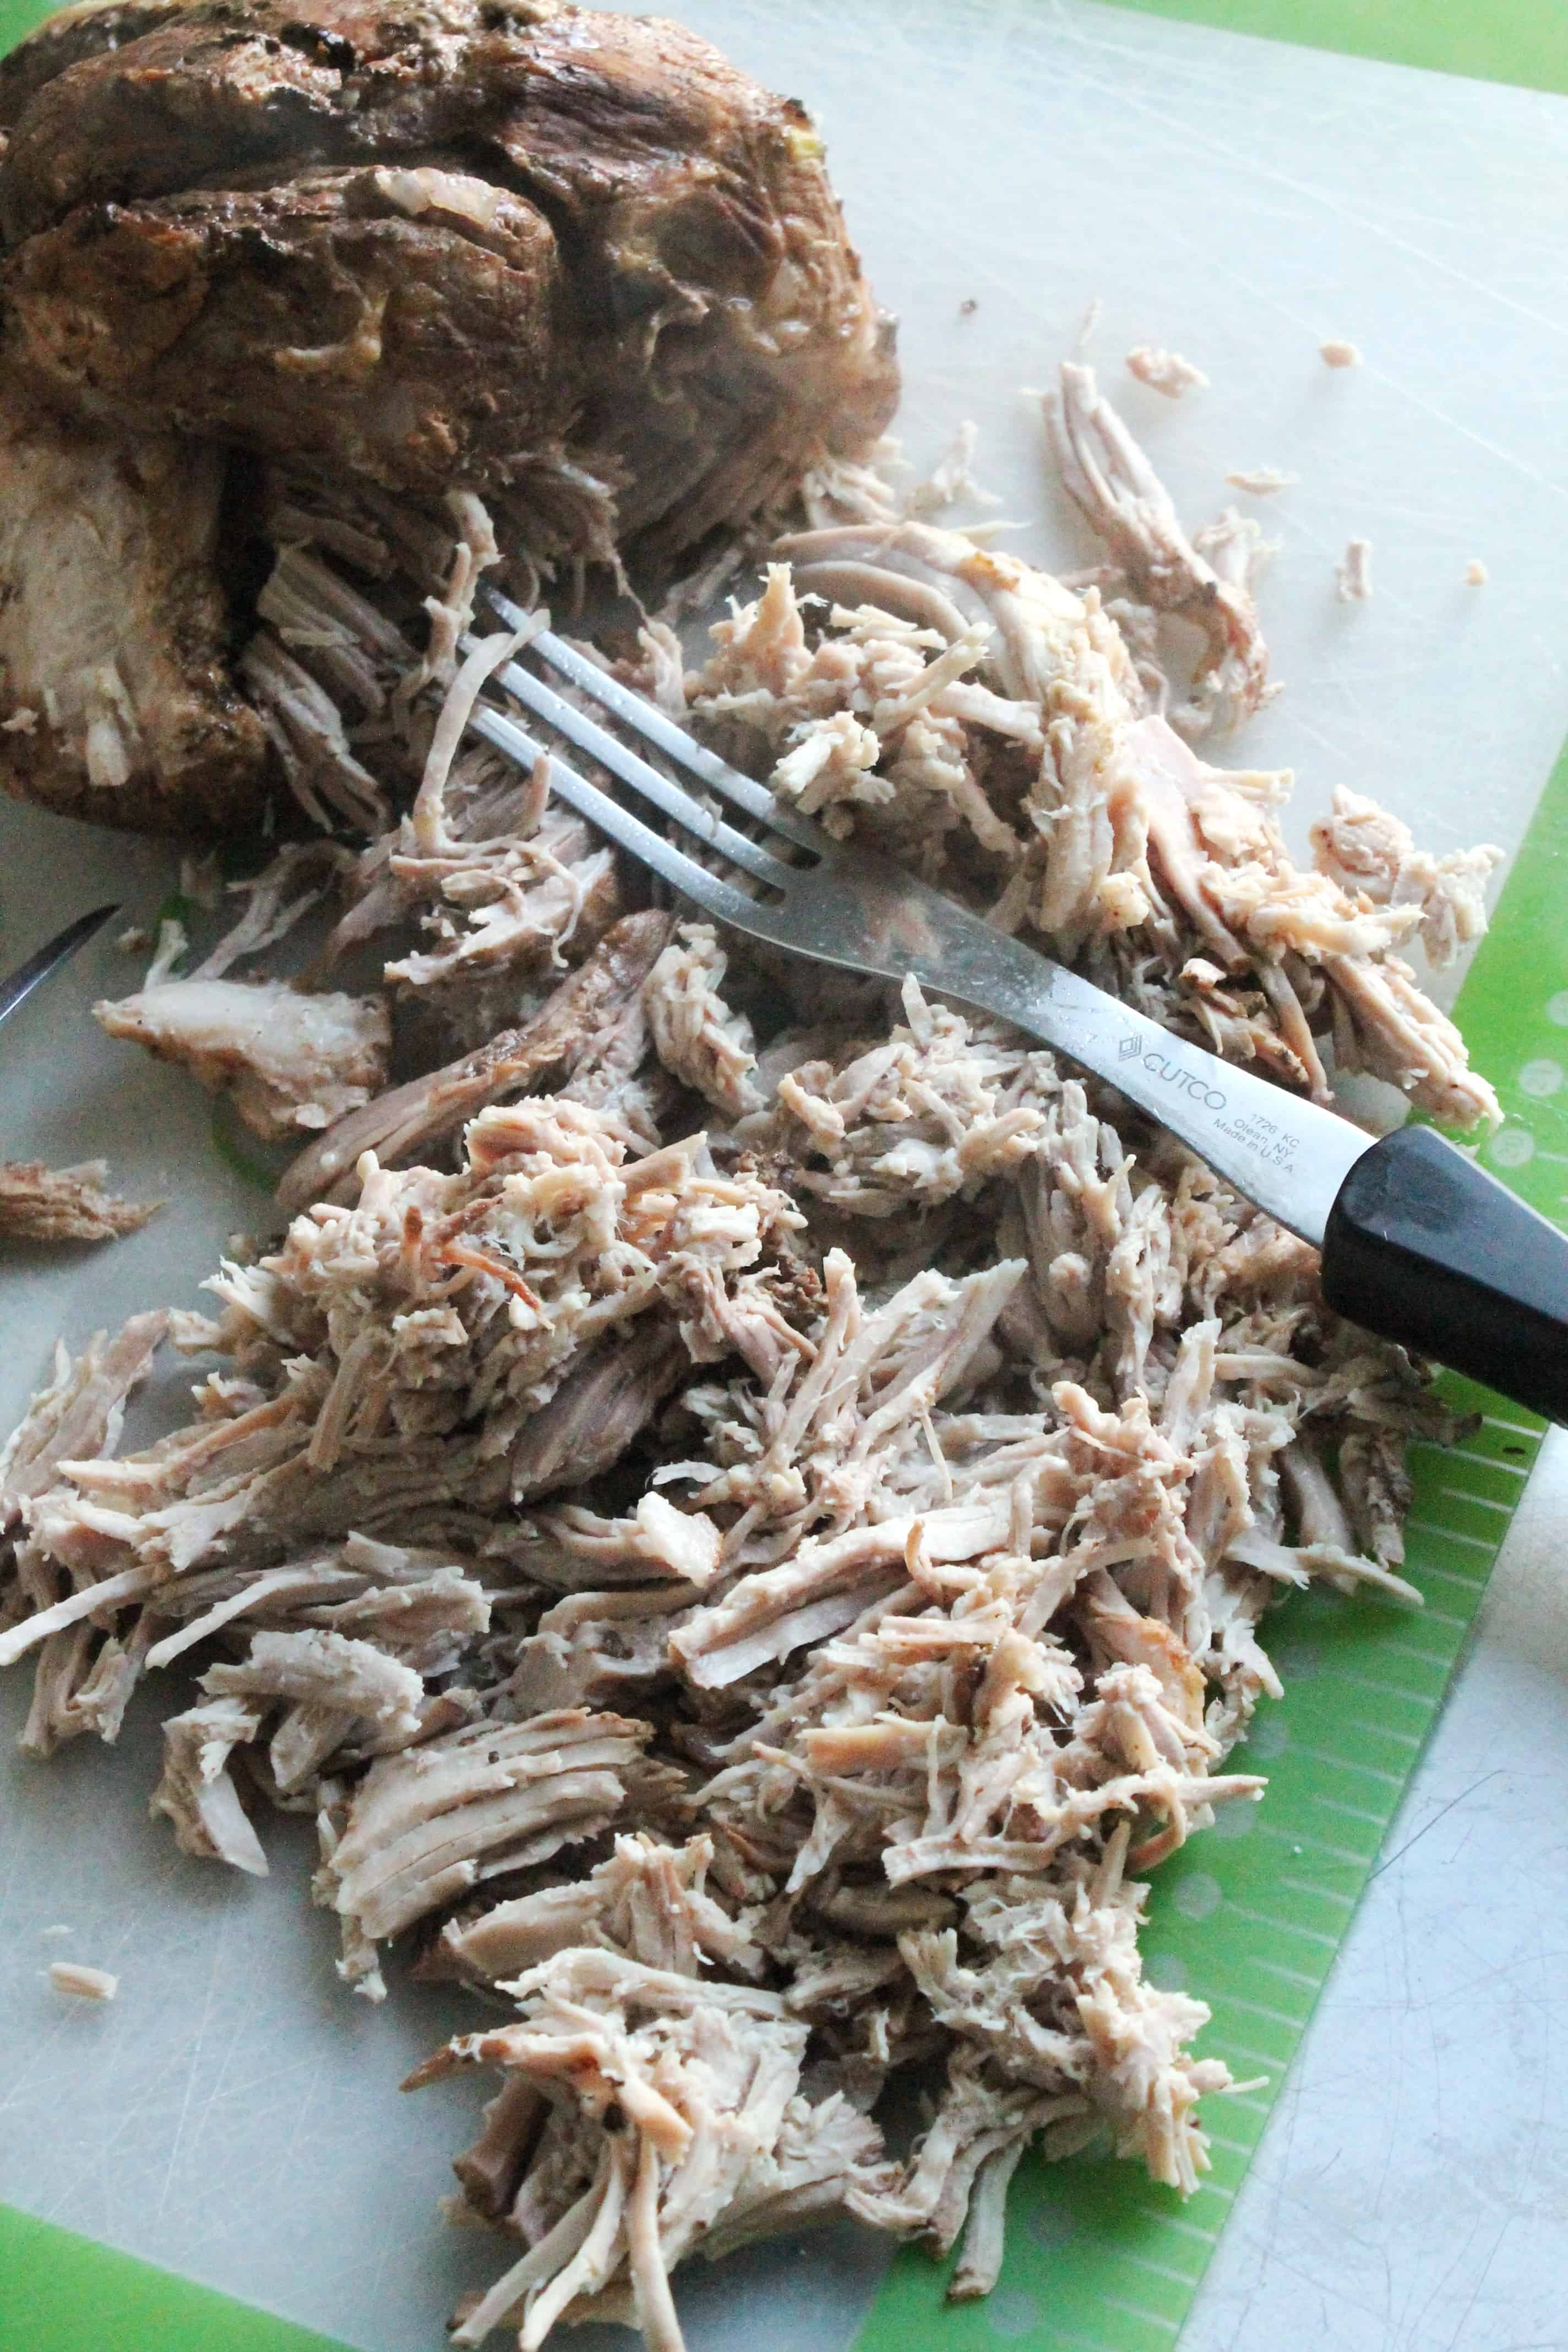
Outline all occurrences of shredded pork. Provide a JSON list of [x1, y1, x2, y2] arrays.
[[47, 1960, 118, 2001], [1124, 347, 1208, 399], [0, 318, 1507, 2352], [0, 1023, 1465, 2338], [1049, 361, 1272, 737], [0, 1160, 161, 1244], [709, 509, 1498, 1128], [1336, 538, 1374, 603]]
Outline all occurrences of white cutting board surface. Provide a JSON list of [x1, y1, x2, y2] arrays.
[[3, 4, 1568, 2348]]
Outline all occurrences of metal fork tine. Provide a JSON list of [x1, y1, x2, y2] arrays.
[[533, 626, 814, 840], [488, 651, 799, 890], [467, 702, 762, 930], [464, 595, 1419, 1276], [484, 586, 826, 853]]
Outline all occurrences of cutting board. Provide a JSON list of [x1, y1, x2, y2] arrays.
[[3, 4, 1567, 2349]]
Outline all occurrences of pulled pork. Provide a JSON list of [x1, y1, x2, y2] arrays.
[[2, 1012, 1461, 2339], [1, 337, 1503, 2352], [95, 976, 392, 1141], [0, 1159, 161, 1244], [704, 497, 1499, 1128]]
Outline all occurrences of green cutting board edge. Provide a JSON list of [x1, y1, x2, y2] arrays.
[[1, 2, 1566, 2348]]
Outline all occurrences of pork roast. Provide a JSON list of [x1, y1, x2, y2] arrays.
[[0, 0, 898, 831]]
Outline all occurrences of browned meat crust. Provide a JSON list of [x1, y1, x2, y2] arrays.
[[0, 0, 895, 831], [0, 0, 189, 127], [0, 0, 897, 535], [6, 167, 571, 496]]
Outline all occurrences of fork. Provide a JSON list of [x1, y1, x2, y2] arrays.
[[466, 586, 1568, 1424]]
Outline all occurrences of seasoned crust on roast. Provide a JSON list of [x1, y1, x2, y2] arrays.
[[0, 0, 897, 830], [0, 0, 898, 537], [0, 0, 191, 130], [4, 166, 571, 496], [473, 7, 900, 557]]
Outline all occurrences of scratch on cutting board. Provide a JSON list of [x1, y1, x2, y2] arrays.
[[151, 1946, 225, 2225], [1046, 9, 1568, 351], [38, 2064, 177, 2226], [1439, 2217, 1516, 2352], [1369, 1768, 1506, 1879], [1397, 2204, 1505, 2348], [1239, 2240, 1392, 2339]]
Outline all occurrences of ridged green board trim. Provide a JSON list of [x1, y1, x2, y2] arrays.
[[850, 1391, 1546, 2352], [850, 628, 1568, 2352]]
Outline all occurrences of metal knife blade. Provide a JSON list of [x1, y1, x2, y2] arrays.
[[0, 903, 121, 1032]]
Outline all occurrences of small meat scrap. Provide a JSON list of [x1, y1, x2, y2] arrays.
[[1125, 346, 1210, 399], [202, 1627, 427, 1793], [426, 1832, 760, 1991], [0, 1312, 167, 1545], [1309, 786, 1501, 967], [142, 916, 188, 987], [0, 1160, 162, 1245], [95, 977, 391, 1140], [1336, 538, 1374, 602], [643, 923, 763, 1118], [692, 556, 1026, 859], [904, 420, 1000, 518], [48, 1961, 117, 2001], [1320, 339, 1362, 368], [1194, 507, 1275, 601], [316, 1709, 654, 1999], [1224, 466, 1298, 495], [1051, 362, 1271, 735], [1465, 559, 1489, 586], [276, 911, 673, 1210], [153, 1697, 270, 1877], [750, 978, 1054, 1215], [409, 1951, 895, 2346]]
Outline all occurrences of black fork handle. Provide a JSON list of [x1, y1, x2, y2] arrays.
[[1321, 1125, 1568, 1424]]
